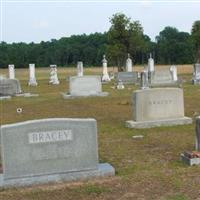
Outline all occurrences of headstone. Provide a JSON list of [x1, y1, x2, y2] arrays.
[[192, 63, 200, 84], [62, 76, 108, 98], [150, 68, 178, 87], [0, 78, 22, 96], [140, 71, 149, 89], [126, 53, 133, 72], [126, 88, 192, 128], [0, 118, 115, 187], [170, 65, 178, 81], [147, 54, 154, 72], [116, 72, 139, 84], [8, 64, 15, 79], [102, 55, 110, 82], [28, 64, 38, 86], [77, 61, 83, 77], [49, 65, 60, 85]]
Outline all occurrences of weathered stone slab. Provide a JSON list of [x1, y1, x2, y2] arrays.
[[0, 118, 114, 187], [126, 88, 192, 129], [116, 72, 139, 84], [63, 76, 108, 98], [0, 79, 22, 96]]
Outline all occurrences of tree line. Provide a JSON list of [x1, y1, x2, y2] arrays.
[[0, 13, 200, 69]]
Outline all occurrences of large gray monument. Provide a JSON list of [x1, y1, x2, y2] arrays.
[[62, 76, 108, 98], [192, 63, 200, 84], [0, 118, 115, 187], [126, 88, 192, 128]]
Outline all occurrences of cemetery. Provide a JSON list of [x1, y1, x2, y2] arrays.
[[1, 4, 200, 200], [0, 63, 200, 200]]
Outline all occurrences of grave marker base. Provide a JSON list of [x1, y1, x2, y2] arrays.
[[126, 117, 192, 129]]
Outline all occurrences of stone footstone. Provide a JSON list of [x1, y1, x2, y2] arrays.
[[0, 96, 11, 100]]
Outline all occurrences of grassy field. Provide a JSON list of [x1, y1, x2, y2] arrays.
[[1, 65, 200, 200]]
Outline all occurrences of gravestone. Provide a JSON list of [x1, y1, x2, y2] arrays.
[[0, 78, 22, 96], [147, 54, 154, 72], [126, 53, 133, 72], [126, 88, 192, 128], [140, 71, 149, 89], [77, 61, 83, 77], [116, 72, 139, 84], [0, 118, 115, 187], [192, 63, 200, 84], [170, 65, 178, 81], [102, 55, 110, 82], [49, 65, 60, 85], [28, 64, 38, 86], [62, 76, 108, 98], [150, 68, 178, 87], [196, 116, 200, 151], [8, 64, 15, 79]]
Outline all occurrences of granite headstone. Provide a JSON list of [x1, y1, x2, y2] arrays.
[[126, 88, 192, 128], [0, 118, 115, 187]]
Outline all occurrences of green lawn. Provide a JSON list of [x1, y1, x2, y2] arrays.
[[0, 66, 200, 200]]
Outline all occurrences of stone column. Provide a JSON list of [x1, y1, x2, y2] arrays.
[[102, 55, 110, 82], [140, 71, 149, 89], [126, 53, 133, 72], [8, 64, 15, 79], [148, 53, 154, 72], [28, 64, 38, 86], [77, 61, 83, 77], [196, 116, 200, 151], [49, 65, 60, 85], [170, 65, 178, 81]]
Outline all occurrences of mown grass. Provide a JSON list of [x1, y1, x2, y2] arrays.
[[0, 65, 200, 200]]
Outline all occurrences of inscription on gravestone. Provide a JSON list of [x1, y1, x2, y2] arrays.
[[28, 130, 73, 144]]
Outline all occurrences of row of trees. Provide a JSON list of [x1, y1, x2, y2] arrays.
[[0, 13, 200, 69]]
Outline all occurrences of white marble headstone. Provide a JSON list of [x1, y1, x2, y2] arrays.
[[28, 64, 38, 86], [126, 54, 133, 72], [49, 65, 60, 85], [148, 54, 154, 72], [8, 65, 15, 79], [77, 62, 83, 77], [102, 55, 110, 82], [170, 65, 178, 81]]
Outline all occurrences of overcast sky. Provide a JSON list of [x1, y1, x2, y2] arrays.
[[1, 1, 200, 43]]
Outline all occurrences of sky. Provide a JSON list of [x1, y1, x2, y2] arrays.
[[1, 0, 200, 43]]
